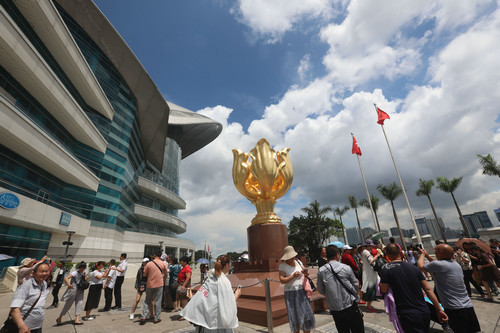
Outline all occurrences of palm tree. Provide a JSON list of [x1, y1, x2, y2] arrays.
[[477, 154, 500, 178], [416, 178, 447, 243], [436, 176, 471, 237], [377, 182, 407, 252], [348, 195, 364, 243], [359, 195, 381, 232], [301, 200, 332, 246], [334, 205, 350, 244]]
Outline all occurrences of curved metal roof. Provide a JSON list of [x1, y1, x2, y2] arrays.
[[56, 0, 221, 167], [167, 102, 222, 159]]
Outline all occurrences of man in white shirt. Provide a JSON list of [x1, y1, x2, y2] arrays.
[[10, 262, 50, 333], [112, 253, 127, 309], [99, 259, 117, 312]]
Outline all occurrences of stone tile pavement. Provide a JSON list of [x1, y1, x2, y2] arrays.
[[0, 271, 498, 332]]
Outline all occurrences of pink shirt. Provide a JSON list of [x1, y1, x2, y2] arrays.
[[17, 267, 34, 287], [143, 259, 167, 288]]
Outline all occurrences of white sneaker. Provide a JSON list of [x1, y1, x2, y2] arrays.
[[129, 314, 134, 320]]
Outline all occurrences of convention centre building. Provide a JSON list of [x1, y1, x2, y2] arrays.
[[0, 0, 222, 270]]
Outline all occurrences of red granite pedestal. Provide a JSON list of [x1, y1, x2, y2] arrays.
[[228, 223, 326, 327]]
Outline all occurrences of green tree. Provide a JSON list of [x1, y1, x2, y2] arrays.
[[436, 176, 471, 237], [477, 154, 500, 178], [359, 194, 381, 232], [348, 195, 364, 243], [377, 182, 407, 252], [416, 178, 447, 243], [334, 205, 350, 244], [300, 200, 333, 247], [194, 250, 206, 260], [288, 202, 343, 261]]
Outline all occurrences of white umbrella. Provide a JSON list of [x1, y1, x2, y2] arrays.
[[0, 254, 14, 261]]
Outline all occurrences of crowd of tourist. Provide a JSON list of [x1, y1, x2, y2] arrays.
[[308, 237, 499, 333], [2, 238, 499, 332]]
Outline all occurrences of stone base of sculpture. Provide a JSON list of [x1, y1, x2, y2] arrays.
[[229, 223, 326, 327], [227, 270, 326, 327]]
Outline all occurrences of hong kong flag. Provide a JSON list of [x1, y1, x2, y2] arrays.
[[352, 136, 362, 156], [376, 107, 390, 125]]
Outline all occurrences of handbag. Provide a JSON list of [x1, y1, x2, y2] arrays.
[[371, 256, 387, 272], [0, 318, 17, 333], [138, 281, 146, 292], [76, 273, 89, 290], [176, 285, 187, 295], [1, 288, 43, 333], [307, 277, 316, 292]]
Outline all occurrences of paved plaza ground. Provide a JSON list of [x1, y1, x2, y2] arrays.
[[1, 269, 499, 333]]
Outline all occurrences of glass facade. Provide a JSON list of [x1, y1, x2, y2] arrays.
[[0, 1, 184, 239], [0, 223, 51, 272]]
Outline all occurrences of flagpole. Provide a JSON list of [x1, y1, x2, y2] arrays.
[[351, 134, 379, 238], [356, 154, 379, 233], [374, 104, 422, 245]]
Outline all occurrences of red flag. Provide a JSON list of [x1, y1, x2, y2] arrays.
[[352, 136, 362, 156], [376, 107, 390, 125], [208, 245, 210, 253]]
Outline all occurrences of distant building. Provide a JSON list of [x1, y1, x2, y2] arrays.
[[389, 227, 413, 239], [463, 211, 493, 234], [362, 227, 378, 240], [415, 217, 430, 236], [495, 208, 500, 223], [476, 211, 493, 228], [415, 216, 446, 241], [346, 227, 362, 245]]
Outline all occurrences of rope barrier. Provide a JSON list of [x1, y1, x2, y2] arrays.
[[225, 275, 318, 290]]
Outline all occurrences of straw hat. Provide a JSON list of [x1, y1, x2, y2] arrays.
[[280, 245, 298, 261], [20, 258, 36, 267]]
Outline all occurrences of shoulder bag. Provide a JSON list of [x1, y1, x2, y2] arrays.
[[326, 263, 363, 317], [76, 273, 89, 290], [371, 256, 387, 272], [296, 260, 316, 292], [326, 263, 358, 298], [0, 288, 43, 333], [151, 260, 165, 276]]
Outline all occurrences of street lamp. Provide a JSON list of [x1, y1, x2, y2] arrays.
[[63, 231, 75, 260], [159, 241, 164, 252]]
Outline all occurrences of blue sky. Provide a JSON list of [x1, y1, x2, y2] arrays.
[[95, 0, 500, 255]]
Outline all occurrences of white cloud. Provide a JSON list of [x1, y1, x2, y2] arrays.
[[297, 54, 312, 81], [232, 0, 336, 43], [179, 1, 500, 254]]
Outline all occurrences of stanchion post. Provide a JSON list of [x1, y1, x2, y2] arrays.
[[264, 278, 273, 332]]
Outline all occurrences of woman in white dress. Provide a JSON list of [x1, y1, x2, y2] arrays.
[[361, 240, 380, 312]]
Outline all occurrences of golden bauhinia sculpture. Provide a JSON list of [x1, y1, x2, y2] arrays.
[[232, 138, 293, 225]]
